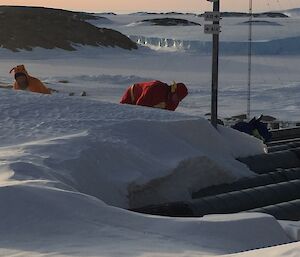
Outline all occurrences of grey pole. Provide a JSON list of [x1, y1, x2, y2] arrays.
[[211, 1, 220, 128], [247, 0, 253, 120]]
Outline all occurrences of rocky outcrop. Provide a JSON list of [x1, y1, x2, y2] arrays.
[[141, 18, 200, 26], [0, 6, 137, 52]]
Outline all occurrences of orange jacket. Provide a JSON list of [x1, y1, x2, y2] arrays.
[[10, 65, 51, 95], [120, 80, 188, 111]]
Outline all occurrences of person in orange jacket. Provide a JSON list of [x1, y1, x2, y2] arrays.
[[10, 65, 51, 94], [120, 80, 188, 111]]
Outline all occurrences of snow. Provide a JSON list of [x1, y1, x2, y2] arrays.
[[0, 45, 299, 121], [279, 220, 300, 241], [1, 12, 300, 121], [0, 89, 265, 208], [0, 11, 300, 257], [0, 85, 294, 257], [0, 178, 293, 257], [0, 89, 290, 257]]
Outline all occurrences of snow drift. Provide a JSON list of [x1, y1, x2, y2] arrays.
[[1, 88, 291, 257], [0, 184, 292, 256], [0, 89, 265, 209]]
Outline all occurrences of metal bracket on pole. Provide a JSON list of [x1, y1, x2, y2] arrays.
[[204, 24, 221, 34], [204, 11, 221, 22]]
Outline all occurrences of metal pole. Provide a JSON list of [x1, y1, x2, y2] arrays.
[[211, 1, 220, 128], [247, 0, 253, 120]]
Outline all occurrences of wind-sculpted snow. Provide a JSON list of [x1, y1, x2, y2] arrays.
[[0, 182, 292, 256], [0, 88, 295, 256], [0, 90, 266, 208]]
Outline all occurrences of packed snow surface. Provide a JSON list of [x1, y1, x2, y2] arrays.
[[0, 46, 299, 121]]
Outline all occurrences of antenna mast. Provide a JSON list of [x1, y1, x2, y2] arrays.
[[247, 0, 253, 119]]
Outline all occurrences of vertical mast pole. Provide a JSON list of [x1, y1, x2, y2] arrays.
[[211, 0, 220, 127]]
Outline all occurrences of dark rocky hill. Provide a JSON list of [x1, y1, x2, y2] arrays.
[[240, 20, 283, 26], [199, 11, 289, 18], [0, 6, 137, 52], [141, 18, 201, 26]]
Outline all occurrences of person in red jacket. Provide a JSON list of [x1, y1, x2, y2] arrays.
[[120, 80, 188, 111]]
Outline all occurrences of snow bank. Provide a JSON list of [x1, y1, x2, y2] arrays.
[[0, 183, 292, 256], [279, 220, 300, 241], [0, 89, 290, 256], [0, 89, 265, 209]]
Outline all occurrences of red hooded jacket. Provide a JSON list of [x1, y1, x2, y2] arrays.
[[120, 80, 188, 111]]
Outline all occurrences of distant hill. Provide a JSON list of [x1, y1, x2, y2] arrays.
[[239, 20, 283, 26], [0, 6, 137, 52], [164, 12, 188, 15], [119, 11, 290, 18], [141, 18, 201, 26], [129, 11, 198, 16], [129, 12, 160, 15], [199, 11, 288, 18], [284, 8, 300, 17], [96, 12, 117, 16], [254, 12, 289, 18]]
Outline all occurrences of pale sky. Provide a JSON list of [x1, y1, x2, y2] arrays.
[[1, 0, 300, 13]]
